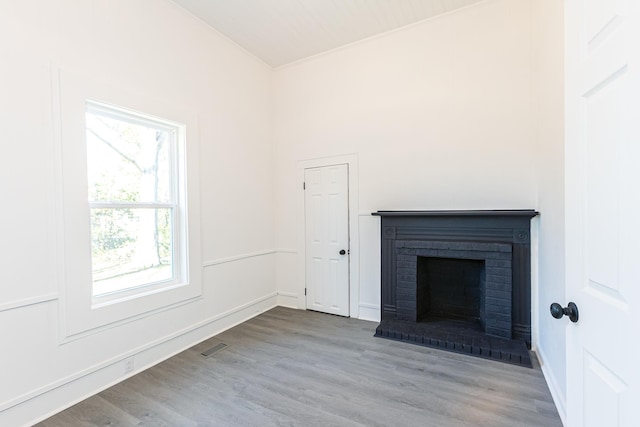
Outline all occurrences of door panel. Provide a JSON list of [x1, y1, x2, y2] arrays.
[[583, 351, 627, 427], [304, 164, 349, 316], [585, 68, 625, 296]]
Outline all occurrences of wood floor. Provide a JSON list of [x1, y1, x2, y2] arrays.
[[38, 307, 562, 426]]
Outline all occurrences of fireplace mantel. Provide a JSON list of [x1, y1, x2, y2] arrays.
[[372, 209, 539, 366], [373, 209, 539, 217]]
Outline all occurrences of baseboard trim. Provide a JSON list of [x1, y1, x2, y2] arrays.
[[4, 293, 277, 425], [358, 303, 380, 322], [277, 291, 298, 308], [537, 346, 567, 426]]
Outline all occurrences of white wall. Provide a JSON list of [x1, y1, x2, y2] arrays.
[[273, 0, 538, 320], [531, 0, 566, 423], [0, 1, 275, 425]]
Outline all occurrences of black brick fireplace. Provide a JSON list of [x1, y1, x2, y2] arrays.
[[372, 210, 538, 367]]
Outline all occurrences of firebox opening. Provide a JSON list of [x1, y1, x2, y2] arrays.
[[416, 257, 486, 329]]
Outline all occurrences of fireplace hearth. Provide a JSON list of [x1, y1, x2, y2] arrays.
[[372, 210, 538, 367]]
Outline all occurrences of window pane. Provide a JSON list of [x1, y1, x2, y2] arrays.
[[86, 111, 172, 203], [91, 207, 173, 296]]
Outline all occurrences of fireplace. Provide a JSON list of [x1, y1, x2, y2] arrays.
[[372, 210, 538, 367]]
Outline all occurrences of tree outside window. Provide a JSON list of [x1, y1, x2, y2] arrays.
[[86, 102, 181, 296]]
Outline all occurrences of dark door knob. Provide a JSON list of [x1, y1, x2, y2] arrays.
[[550, 302, 579, 323], [339, 249, 346, 255]]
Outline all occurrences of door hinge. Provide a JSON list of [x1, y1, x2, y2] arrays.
[[304, 288, 307, 296], [303, 182, 306, 190]]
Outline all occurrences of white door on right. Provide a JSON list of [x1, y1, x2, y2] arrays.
[[565, 0, 640, 426], [304, 164, 350, 317]]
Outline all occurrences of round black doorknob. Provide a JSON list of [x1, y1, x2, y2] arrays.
[[549, 303, 564, 319], [550, 302, 579, 323], [339, 249, 346, 255]]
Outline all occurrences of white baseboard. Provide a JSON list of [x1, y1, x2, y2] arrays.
[[536, 346, 567, 426], [273, 295, 379, 321], [5, 293, 277, 427], [277, 291, 298, 308], [357, 303, 380, 322]]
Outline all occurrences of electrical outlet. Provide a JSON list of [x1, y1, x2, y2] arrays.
[[124, 357, 134, 374]]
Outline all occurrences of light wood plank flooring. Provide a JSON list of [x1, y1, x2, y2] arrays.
[[38, 307, 562, 426]]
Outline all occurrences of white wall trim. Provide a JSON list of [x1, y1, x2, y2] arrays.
[[275, 248, 297, 254], [277, 291, 298, 298], [57, 249, 276, 345], [296, 153, 360, 317], [530, 216, 540, 351], [202, 249, 276, 268], [59, 297, 203, 345], [358, 303, 379, 310], [0, 293, 58, 313], [276, 291, 299, 308], [2, 292, 278, 416], [537, 347, 567, 426], [53, 68, 204, 339], [358, 303, 380, 322]]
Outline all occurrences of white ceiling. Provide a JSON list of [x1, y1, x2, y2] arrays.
[[171, 0, 485, 68]]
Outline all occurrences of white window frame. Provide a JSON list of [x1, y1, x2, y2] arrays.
[[85, 101, 186, 305], [55, 70, 202, 340]]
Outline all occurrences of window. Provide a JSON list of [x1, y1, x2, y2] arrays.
[[57, 70, 201, 338], [85, 101, 185, 299]]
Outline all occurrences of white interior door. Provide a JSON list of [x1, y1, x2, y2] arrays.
[[304, 164, 349, 316], [565, 1, 640, 425]]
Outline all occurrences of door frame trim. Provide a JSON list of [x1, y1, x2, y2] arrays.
[[297, 153, 359, 317]]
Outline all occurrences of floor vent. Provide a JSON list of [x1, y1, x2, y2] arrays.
[[201, 342, 228, 358]]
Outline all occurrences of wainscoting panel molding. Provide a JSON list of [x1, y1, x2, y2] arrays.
[[202, 249, 277, 268], [0, 293, 58, 313], [4, 293, 278, 424]]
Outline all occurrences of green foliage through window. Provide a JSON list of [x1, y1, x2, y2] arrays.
[[86, 102, 179, 296]]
